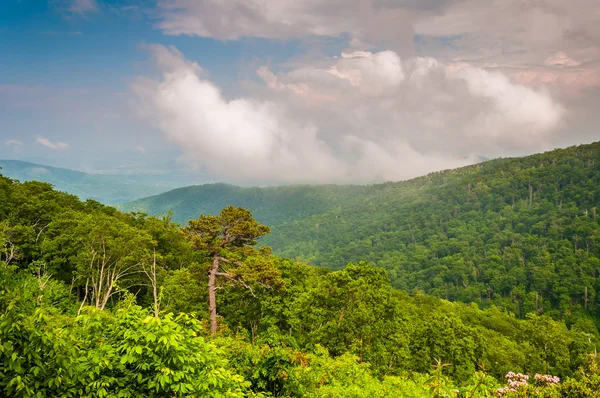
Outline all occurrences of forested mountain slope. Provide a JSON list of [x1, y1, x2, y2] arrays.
[[1, 170, 600, 397], [121, 182, 365, 227], [124, 142, 600, 323], [0, 159, 180, 204]]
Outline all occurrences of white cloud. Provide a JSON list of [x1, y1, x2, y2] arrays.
[[132, 45, 565, 183], [134, 145, 146, 153], [132, 45, 343, 182], [152, 0, 600, 154], [5, 140, 23, 147], [154, 0, 600, 110], [36, 136, 69, 150], [328, 51, 405, 95], [455, 67, 564, 144]]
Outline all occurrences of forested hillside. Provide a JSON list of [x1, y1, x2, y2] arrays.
[[2, 171, 600, 396], [121, 182, 364, 227], [0, 159, 182, 204], [124, 142, 600, 325]]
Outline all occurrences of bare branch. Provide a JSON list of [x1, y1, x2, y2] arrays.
[[215, 271, 256, 297], [236, 279, 256, 297], [35, 223, 50, 244], [35, 264, 52, 290], [215, 271, 235, 279], [218, 256, 243, 267]]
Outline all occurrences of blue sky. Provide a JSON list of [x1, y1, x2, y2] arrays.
[[0, 0, 310, 175], [1, 0, 598, 183]]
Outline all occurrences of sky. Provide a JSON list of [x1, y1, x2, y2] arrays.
[[0, 0, 599, 184]]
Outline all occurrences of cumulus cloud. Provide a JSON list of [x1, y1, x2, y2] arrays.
[[36, 136, 69, 150], [154, 0, 600, 105], [132, 45, 565, 183], [258, 51, 565, 156], [132, 45, 344, 182]]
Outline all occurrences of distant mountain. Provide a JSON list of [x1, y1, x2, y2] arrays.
[[120, 182, 365, 226], [0, 160, 185, 204], [122, 142, 600, 321]]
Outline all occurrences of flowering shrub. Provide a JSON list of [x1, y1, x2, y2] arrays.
[[497, 372, 530, 397], [534, 374, 560, 386], [496, 372, 560, 397]]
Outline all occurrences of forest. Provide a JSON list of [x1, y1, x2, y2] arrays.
[[125, 142, 600, 330], [1, 143, 600, 397]]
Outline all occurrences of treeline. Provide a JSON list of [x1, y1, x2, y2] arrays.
[[1, 171, 600, 396]]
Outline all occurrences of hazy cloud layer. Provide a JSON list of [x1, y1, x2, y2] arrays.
[[156, 0, 411, 40], [132, 45, 565, 182], [413, 0, 600, 62], [156, 0, 600, 62], [154, 1, 600, 98]]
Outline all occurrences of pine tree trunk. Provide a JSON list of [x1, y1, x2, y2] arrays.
[[208, 254, 219, 335]]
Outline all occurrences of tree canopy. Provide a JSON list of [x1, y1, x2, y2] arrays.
[[183, 206, 282, 334], [124, 142, 600, 327], [2, 144, 600, 396]]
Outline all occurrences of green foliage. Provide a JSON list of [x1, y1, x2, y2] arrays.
[[3, 148, 600, 396], [557, 354, 600, 397], [0, 266, 253, 397], [183, 206, 283, 334], [42, 209, 155, 306], [122, 183, 360, 228], [217, 260, 595, 385], [184, 206, 270, 252], [125, 142, 600, 325], [219, 337, 433, 398], [162, 264, 208, 315], [76, 307, 251, 397]]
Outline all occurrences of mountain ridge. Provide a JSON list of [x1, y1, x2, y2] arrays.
[[0, 159, 184, 204]]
